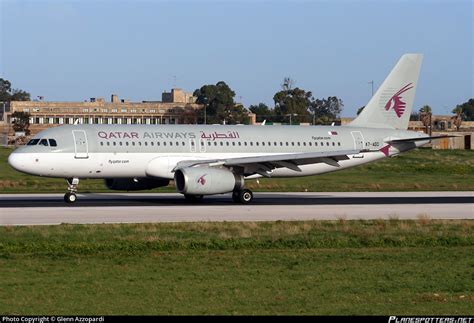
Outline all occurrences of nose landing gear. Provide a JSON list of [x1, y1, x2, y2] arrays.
[[64, 178, 79, 203]]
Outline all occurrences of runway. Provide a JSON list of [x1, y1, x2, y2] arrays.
[[0, 192, 472, 226]]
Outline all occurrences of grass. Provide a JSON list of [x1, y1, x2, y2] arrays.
[[0, 220, 473, 315], [1, 147, 473, 193]]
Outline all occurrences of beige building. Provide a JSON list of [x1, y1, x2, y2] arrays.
[[1, 89, 204, 136]]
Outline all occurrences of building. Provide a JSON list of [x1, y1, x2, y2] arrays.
[[1, 89, 204, 137]]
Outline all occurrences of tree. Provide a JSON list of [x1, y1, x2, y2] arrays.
[[271, 78, 344, 124], [419, 105, 432, 114], [248, 103, 274, 122], [454, 98, 474, 121], [273, 78, 312, 120], [0, 78, 30, 102], [11, 111, 31, 135], [419, 105, 432, 135], [409, 112, 420, 121], [193, 81, 248, 124], [310, 96, 343, 125], [451, 106, 464, 131]]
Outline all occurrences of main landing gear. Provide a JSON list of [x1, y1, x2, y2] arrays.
[[232, 189, 253, 204], [64, 178, 79, 203]]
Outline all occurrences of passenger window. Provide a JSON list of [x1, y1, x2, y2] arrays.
[[315, 142, 318, 146], [119, 142, 123, 146], [220, 142, 223, 146], [107, 142, 110, 146], [163, 142, 167, 146], [244, 142, 247, 146], [297, 142, 301, 146], [250, 142, 253, 146], [303, 142, 306, 146], [309, 142, 312, 146], [256, 142, 259, 146], [48, 139, 57, 147], [100, 142, 104, 146], [27, 139, 40, 145], [144, 142, 148, 146], [332, 142, 335, 146], [126, 142, 129, 146], [291, 142, 295, 146], [261, 142, 264, 146], [113, 142, 116, 146], [182, 142, 185, 146], [238, 142, 241, 146], [338, 142, 341, 146], [232, 142, 235, 146], [151, 142, 154, 146], [326, 142, 329, 146], [157, 142, 160, 146], [39, 139, 49, 146], [214, 142, 217, 146], [169, 142, 173, 146]]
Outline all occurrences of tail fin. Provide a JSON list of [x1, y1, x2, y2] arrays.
[[349, 54, 423, 130]]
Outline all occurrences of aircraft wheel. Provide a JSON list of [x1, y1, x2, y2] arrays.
[[184, 194, 204, 203], [238, 189, 253, 204], [64, 192, 77, 204]]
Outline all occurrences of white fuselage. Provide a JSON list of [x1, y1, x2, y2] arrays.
[[8, 124, 427, 180]]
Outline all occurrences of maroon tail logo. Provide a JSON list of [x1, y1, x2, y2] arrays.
[[385, 83, 414, 118], [197, 174, 207, 186]]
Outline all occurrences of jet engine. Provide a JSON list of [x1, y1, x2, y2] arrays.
[[174, 167, 243, 195], [105, 177, 169, 191]]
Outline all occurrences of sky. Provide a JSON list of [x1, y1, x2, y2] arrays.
[[1, 0, 472, 117]]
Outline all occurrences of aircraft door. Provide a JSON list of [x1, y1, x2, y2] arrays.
[[351, 131, 365, 158], [73, 130, 89, 159]]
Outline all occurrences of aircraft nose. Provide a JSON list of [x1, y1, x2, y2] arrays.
[[8, 152, 31, 174]]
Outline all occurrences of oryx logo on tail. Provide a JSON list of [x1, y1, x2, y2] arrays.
[[385, 83, 414, 118]]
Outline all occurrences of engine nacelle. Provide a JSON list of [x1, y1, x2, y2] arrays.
[[105, 177, 169, 191], [174, 167, 243, 195]]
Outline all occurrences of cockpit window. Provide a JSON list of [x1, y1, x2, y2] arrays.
[[49, 139, 57, 147], [39, 139, 49, 146], [27, 139, 40, 145]]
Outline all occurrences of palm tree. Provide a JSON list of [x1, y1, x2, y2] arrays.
[[452, 106, 464, 131], [419, 105, 432, 135]]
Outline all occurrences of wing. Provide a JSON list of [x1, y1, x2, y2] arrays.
[[173, 149, 360, 177], [385, 134, 457, 144]]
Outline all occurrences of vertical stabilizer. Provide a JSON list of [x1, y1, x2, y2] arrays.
[[349, 54, 423, 129]]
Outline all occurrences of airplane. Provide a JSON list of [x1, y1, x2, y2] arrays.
[[7, 53, 449, 204]]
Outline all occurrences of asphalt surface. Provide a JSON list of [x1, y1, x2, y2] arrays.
[[0, 192, 472, 225]]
